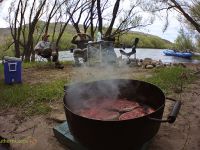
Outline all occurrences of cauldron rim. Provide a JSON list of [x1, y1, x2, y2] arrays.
[[63, 104, 165, 122]]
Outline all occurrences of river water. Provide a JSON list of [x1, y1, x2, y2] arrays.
[[59, 48, 200, 64], [0, 48, 199, 64]]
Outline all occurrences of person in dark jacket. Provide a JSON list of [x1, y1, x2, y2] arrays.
[[71, 33, 92, 66]]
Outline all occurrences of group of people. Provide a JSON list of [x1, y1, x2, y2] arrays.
[[34, 32, 93, 68]]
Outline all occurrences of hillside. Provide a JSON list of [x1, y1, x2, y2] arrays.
[[133, 31, 172, 44], [0, 28, 10, 43], [0, 22, 173, 57]]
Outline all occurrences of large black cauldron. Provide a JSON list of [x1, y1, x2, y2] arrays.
[[63, 79, 181, 150]]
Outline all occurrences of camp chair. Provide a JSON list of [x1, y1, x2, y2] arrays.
[[35, 53, 49, 62], [119, 38, 139, 64], [35, 47, 55, 62]]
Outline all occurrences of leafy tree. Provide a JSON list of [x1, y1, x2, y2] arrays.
[[0, 37, 14, 58], [174, 28, 195, 51], [194, 35, 200, 50], [142, 0, 200, 33], [189, 0, 200, 28], [187, 1, 200, 50]]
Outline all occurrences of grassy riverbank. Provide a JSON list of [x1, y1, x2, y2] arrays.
[[192, 55, 200, 60], [0, 62, 197, 116], [143, 66, 195, 94]]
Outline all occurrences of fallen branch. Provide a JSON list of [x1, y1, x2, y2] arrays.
[[11, 125, 37, 134]]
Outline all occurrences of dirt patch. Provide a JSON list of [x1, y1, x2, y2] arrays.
[[1, 78, 200, 150], [22, 64, 150, 85], [0, 101, 67, 150], [22, 64, 74, 85], [149, 77, 200, 150], [69, 65, 151, 82], [184, 63, 200, 72]]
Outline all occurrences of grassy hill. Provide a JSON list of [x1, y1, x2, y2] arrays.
[[0, 22, 173, 57], [119, 31, 172, 49], [0, 28, 10, 44]]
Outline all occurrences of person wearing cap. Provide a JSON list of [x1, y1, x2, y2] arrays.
[[34, 33, 64, 69], [71, 32, 92, 66]]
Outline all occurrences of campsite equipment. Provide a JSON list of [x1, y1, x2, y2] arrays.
[[3, 56, 22, 84], [119, 38, 139, 64]]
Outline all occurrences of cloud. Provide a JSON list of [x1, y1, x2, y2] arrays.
[[133, 11, 180, 43]]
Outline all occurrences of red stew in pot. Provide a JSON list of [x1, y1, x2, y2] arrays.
[[79, 99, 155, 121]]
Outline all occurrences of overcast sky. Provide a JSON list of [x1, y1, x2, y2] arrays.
[[135, 14, 181, 42], [0, 0, 181, 43]]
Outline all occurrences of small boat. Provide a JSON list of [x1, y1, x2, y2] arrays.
[[163, 49, 193, 59]]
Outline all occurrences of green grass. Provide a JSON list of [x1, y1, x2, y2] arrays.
[[0, 64, 3, 74], [25, 102, 52, 116], [0, 78, 70, 116], [22, 61, 73, 69], [192, 55, 200, 60], [0, 61, 72, 116], [142, 66, 195, 94]]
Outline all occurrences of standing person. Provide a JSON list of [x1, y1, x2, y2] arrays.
[[71, 33, 92, 66], [34, 33, 64, 69]]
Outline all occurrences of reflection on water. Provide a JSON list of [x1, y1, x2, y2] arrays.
[[59, 48, 200, 64]]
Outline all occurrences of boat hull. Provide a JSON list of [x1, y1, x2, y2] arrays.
[[163, 50, 192, 59]]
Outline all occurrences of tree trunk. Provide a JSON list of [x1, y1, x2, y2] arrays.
[[105, 0, 121, 37], [97, 0, 103, 33], [74, 23, 81, 33], [14, 40, 21, 58], [90, 0, 95, 40], [55, 18, 71, 54], [24, 51, 31, 62]]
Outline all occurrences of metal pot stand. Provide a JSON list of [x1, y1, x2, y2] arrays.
[[53, 121, 153, 150]]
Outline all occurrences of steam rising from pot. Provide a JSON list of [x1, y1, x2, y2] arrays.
[[65, 77, 140, 113]]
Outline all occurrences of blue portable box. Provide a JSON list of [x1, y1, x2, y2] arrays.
[[3, 56, 22, 84]]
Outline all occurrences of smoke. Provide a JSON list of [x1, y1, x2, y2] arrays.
[[64, 41, 140, 113], [64, 64, 142, 114], [69, 62, 132, 83], [65, 77, 134, 113]]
